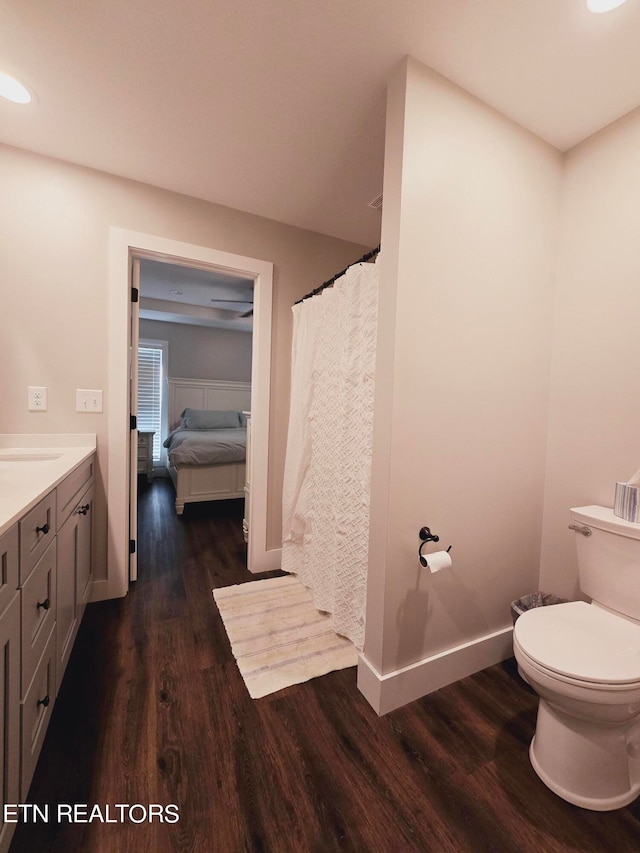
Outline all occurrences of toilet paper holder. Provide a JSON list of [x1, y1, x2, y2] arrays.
[[418, 527, 452, 567]]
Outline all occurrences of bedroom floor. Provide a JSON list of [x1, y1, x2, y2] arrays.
[[9, 478, 640, 852]]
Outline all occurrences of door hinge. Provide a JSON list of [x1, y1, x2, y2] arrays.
[[130, 415, 137, 430], [129, 539, 136, 555], [131, 286, 139, 303]]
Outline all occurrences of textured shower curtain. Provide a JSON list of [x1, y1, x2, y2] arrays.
[[281, 259, 379, 651]]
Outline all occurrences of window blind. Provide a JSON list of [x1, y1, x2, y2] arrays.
[[137, 345, 163, 461]]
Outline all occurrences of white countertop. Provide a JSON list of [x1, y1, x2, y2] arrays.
[[0, 435, 97, 538]]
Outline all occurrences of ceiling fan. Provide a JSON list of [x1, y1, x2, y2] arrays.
[[209, 297, 253, 318]]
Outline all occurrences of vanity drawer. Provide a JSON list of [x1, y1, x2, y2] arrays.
[[0, 525, 19, 618], [56, 456, 95, 529], [21, 539, 56, 697], [20, 629, 56, 800], [0, 591, 20, 839], [19, 492, 56, 584]]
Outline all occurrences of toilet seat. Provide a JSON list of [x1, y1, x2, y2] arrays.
[[513, 639, 640, 697], [514, 601, 640, 687]]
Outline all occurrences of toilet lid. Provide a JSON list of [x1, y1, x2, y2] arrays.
[[514, 601, 640, 684]]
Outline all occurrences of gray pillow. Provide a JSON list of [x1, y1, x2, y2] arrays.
[[180, 408, 241, 429]]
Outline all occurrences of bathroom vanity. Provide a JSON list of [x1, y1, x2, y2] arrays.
[[0, 435, 96, 853]]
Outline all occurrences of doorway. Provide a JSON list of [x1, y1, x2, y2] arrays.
[[107, 229, 279, 600], [132, 257, 254, 580]]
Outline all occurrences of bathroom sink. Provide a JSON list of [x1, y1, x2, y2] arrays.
[[0, 451, 65, 485], [0, 451, 63, 462]]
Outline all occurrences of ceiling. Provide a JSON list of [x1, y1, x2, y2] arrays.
[[139, 258, 254, 333], [3, 1, 640, 247]]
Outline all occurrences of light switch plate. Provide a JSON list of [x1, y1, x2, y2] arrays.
[[76, 389, 103, 413], [28, 386, 47, 411]]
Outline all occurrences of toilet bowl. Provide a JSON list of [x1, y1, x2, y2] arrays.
[[513, 506, 640, 810], [514, 602, 640, 810]]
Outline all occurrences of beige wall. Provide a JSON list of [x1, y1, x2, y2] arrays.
[[0, 143, 368, 581], [138, 319, 253, 383], [365, 58, 562, 675], [7, 65, 638, 684], [539, 107, 640, 599]]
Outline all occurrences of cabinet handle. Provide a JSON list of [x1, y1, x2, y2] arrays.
[[37, 695, 50, 708], [36, 523, 50, 535], [37, 598, 50, 611], [77, 504, 90, 516]]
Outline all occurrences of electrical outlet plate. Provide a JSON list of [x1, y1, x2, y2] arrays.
[[76, 389, 103, 413], [28, 386, 47, 411]]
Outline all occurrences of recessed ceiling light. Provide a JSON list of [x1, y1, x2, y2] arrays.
[[587, 0, 628, 12], [170, 289, 183, 295], [0, 72, 32, 104]]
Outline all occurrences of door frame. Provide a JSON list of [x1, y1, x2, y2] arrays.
[[107, 228, 277, 599]]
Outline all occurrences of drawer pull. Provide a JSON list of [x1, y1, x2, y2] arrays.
[[37, 694, 50, 709], [37, 598, 51, 611], [77, 504, 90, 516], [35, 523, 50, 535]]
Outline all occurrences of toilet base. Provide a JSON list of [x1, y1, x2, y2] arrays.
[[530, 699, 640, 811]]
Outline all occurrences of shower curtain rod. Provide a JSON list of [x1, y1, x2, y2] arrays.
[[294, 244, 380, 305]]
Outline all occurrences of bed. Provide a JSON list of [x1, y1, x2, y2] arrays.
[[164, 378, 251, 514]]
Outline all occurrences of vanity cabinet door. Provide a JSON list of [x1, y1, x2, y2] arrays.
[[56, 456, 94, 529], [20, 629, 55, 800], [56, 508, 80, 692], [76, 484, 94, 620], [0, 593, 20, 853], [20, 539, 56, 697], [56, 483, 93, 692], [0, 525, 19, 619]]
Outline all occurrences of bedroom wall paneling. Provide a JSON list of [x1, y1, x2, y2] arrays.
[[168, 378, 251, 422]]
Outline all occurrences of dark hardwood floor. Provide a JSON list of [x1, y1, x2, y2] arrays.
[[10, 478, 640, 852]]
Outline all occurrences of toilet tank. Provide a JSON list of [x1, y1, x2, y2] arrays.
[[570, 505, 640, 621]]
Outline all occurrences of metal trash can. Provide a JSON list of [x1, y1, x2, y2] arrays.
[[510, 591, 568, 625]]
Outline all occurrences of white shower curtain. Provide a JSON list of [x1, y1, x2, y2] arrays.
[[281, 258, 379, 650]]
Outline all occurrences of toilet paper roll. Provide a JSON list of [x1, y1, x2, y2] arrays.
[[424, 550, 452, 573]]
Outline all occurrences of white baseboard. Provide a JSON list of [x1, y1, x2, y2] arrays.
[[357, 625, 514, 715]]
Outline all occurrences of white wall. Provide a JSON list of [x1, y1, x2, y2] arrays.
[[138, 319, 252, 383], [0, 143, 368, 583], [539, 107, 640, 599], [361, 58, 562, 712]]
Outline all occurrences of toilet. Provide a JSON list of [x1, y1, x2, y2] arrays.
[[513, 505, 640, 811]]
